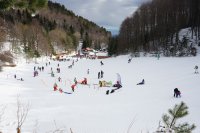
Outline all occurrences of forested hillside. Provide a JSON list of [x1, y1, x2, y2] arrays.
[[109, 0, 200, 56], [0, 1, 111, 58]]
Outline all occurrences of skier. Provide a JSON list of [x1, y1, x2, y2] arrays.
[[137, 79, 145, 85], [194, 65, 198, 74], [14, 74, 16, 79]]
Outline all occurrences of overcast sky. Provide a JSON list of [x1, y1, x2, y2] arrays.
[[52, 0, 150, 35]]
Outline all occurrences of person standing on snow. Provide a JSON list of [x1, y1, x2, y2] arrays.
[[58, 77, 61, 82], [174, 88, 181, 98], [98, 72, 100, 79], [71, 84, 76, 92], [101, 70, 104, 78], [194, 65, 198, 74], [100, 61, 104, 65], [87, 69, 90, 74]]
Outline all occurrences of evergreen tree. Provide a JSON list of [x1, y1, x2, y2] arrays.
[[157, 102, 195, 133], [0, 0, 47, 13]]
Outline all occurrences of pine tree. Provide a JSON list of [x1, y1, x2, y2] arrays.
[[157, 102, 195, 133]]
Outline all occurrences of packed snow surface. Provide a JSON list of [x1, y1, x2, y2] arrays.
[[0, 55, 199, 133]]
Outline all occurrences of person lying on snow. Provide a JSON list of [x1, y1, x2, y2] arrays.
[[99, 80, 112, 87], [137, 79, 145, 85]]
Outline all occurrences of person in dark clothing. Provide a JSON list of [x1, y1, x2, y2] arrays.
[[58, 77, 61, 82], [174, 88, 181, 98], [14, 74, 16, 79], [98, 72, 100, 79], [113, 81, 122, 89], [137, 79, 145, 85], [100, 61, 104, 65], [128, 58, 132, 63], [101, 70, 104, 78]]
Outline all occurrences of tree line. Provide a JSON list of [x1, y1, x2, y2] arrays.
[[0, 0, 111, 60], [109, 0, 200, 56]]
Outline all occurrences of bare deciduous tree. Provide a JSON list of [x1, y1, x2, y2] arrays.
[[16, 96, 30, 133]]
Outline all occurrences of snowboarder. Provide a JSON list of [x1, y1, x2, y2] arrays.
[[174, 88, 181, 98], [194, 65, 198, 74], [137, 79, 145, 85]]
